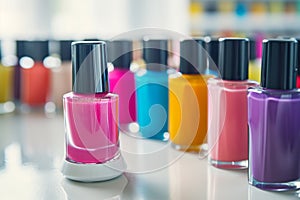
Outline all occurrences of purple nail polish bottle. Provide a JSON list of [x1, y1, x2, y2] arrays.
[[248, 38, 300, 191]]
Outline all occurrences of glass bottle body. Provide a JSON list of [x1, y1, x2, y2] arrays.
[[63, 92, 119, 164], [135, 69, 169, 141], [169, 73, 211, 151], [0, 63, 15, 114], [207, 78, 257, 169], [20, 61, 50, 106], [109, 68, 136, 131], [248, 88, 300, 191]]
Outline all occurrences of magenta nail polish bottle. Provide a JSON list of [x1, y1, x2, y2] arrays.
[[62, 41, 126, 182], [108, 40, 136, 133], [248, 38, 300, 191]]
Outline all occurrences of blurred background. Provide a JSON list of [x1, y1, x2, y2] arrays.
[[0, 0, 189, 39], [0, 0, 299, 55], [1, 0, 299, 39]]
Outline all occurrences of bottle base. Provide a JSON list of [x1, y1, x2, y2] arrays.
[[209, 157, 248, 169], [0, 101, 15, 114], [121, 123, 169, 141], [146, 132, 169, 141], [120, 122, 139, 135], [171, 143, 200, 153], [61, 154, 127, 182], [249, 176, 300, 191]]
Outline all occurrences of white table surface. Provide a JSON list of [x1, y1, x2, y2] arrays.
[[0, 111, 299, 200]]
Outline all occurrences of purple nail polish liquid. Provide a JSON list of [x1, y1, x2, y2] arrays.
[[248, 38, 300, 191]]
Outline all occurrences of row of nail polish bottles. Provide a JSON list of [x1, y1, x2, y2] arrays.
[[61, 38, 300, 187], [0, 40, 72, 114], [107, 39, 169, 141], [205, 37, 300, 191]]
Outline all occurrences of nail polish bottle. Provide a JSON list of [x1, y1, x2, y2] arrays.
[[14, 40, 25, 102], [108, 40, 137, 132], [248, 39, 300, 191], [296, 39, 300, 88], [169, 39, 211, 152], [248, 38, 261, 83], [48, 40, 72, 112], [20, 40, 51, 110], [205, 37, 219, 76], [0, 41, 15, 114], [135, 39, 169, 141], [62, 41, 126, 182], [207, 38, 257, 169]]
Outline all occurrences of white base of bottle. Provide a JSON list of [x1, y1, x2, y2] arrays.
[[61, 155, 126, 182]]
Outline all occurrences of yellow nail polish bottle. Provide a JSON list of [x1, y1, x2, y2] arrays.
[[248, 39, 261, 83], [0, 41, 15, 114], [169, 39, 211, 152]]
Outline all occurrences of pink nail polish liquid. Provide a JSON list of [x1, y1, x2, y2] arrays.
[[64, 92, 119, 163]]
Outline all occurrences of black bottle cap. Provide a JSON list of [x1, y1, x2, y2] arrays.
[[249, 38, 257, 61], [180, 39, 207, 74], [72, 41, 109, 94], [108, 40, 132, 69], [205, 37, 219, 68], [143, 39, 168, 70], [296, 38, 300, 75], [261, 38, 297, 90], [22, 40, 49, 61], [219, 38, 249, 81], [16, 40, 26, 59], [60, 40, 73, 61]]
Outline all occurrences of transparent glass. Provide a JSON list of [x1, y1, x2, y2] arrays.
[[109, 68, 136, 131], [248, 87, 300, 191], [169, 73, 211, 152], [135, 69, 169, 141], [0, 63, 15, 114], [63, 92, 119, 164], [207, 78, 257, 169]]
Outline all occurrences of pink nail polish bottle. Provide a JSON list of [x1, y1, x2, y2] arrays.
[[62, 41, 126, 182], [207, 38, 257, 169], [107, 40, 137, 133]]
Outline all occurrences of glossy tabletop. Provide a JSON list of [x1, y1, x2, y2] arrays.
[[0, 111, 299, 200]]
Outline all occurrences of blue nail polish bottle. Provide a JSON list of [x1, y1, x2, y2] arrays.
[[135, 39, 169, 141]]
